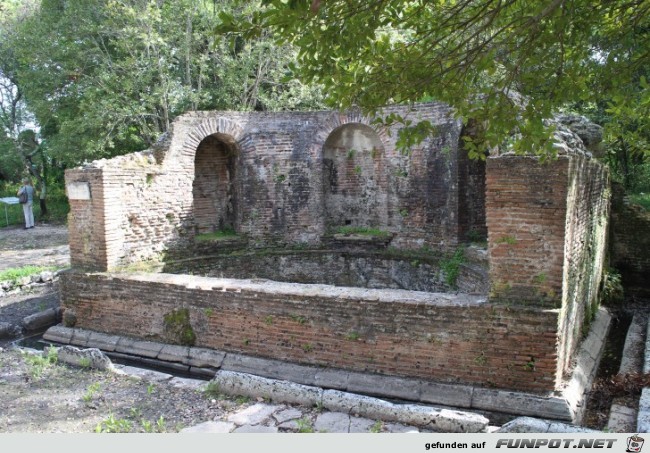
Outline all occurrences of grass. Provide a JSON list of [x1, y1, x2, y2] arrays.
[[22, 347, 58, 378], [195, 229, 238, 242], [629, 192, 650, 211], [0, 182, 69, 228], [0, 265, 60, 284], [333, 226, 392, 238]]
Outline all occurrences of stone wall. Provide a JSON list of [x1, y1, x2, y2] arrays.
[[65, 104, 469, 271], [60, 271, 559, 393], [163, 248, 489, 294]]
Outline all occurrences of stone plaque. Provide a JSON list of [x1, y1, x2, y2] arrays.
[[67, 182, 91, 200]]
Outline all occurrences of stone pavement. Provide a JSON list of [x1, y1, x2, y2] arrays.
[[179, 402, 421, 433]]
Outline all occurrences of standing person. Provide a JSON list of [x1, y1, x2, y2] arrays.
[[17, 178, 35, 229]]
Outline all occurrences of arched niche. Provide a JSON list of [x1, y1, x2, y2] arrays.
[[322, 123, 388, 231], [193, 133, 238, 234]]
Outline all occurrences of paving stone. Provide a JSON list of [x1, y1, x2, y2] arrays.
[[180, 421, 235, 433], [348, 416, 377, 433], [278, 420, 300, 431], [314, 412, 350, 433], [472, 388, 571, 421], [273, 407, 303, 424], [398, 404, 489, 433], [228, 403, 282, 426], [233, 425, 278, 433]]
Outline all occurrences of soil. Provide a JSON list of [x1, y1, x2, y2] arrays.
[[0, 224, 263, 433]]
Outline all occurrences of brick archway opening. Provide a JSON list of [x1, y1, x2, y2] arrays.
[[193, 133, 238, 234], [322, 123, 388, 231]]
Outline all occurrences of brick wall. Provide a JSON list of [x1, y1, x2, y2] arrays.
[[162, 249, 489, 294], [65, 104, 468, 270], [60, 271, 559, 392], [65, 169, 107, 270], [556, 156, 610, 378], [486, 156, 569, 306], [485, 152, 610, 383]]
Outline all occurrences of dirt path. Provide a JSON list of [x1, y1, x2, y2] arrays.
[[0, 224, 69, 272]]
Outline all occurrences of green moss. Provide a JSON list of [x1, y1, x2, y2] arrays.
[[333, 226, 392, 238], [496, 235, 517, 245], [163, 308, 196, 346], [195, 229, 238, 242]]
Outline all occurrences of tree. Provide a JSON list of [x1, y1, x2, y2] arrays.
[[217, 0, 650, 157], [0, 0, 324, 169]]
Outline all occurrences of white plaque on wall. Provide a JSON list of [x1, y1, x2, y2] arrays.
[[67, 182, 91, 200]]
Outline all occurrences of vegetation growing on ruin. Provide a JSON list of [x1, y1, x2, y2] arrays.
[[195, 229, 239, 242], [163, 308, 196, 346], [333, 226, 392, 239]]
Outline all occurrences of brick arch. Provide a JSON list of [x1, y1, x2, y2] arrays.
[[308, 110, 390, 160], [180, 117, 245, 160]]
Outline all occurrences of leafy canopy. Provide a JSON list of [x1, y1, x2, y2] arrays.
[[217, 0, 650, 157]]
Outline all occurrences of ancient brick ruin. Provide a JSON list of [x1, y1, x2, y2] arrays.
[[57, 103, 611, 420]]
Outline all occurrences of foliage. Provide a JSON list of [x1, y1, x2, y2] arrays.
[[82, 382, 101, 403], [601, 268, 624, 306], [629, 193, 650, 211], [295, 417, 314, 433], [0, 0, 324, 172], [95, 413, 133, 433], [195, 228, 238, 242], [163, 308, 196, 346], [333, 226, 392, 238], [0, 264, 58, 284], [22, 347, 58, 378], [440, 247, 465, 288], [218, 0, 650, 158], [202, 381, 223, 400]]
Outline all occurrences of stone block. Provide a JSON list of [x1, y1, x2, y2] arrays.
[[347, 372, 420, 401], [233, 425, 278, 433], [0, 322, 20, 340], [420, 381, 473, 408], [22, 308, 58, 331], [69, 328, 92, 347], [227, 403, 282, 426], [472, 389, 572, 421], [43, 325, 73, 344], [637, 388, 650, 433], [397, 404, 488, 433], [314, 368, 349, 390], [180, 421, 235, 433], [188, 347, 225, 368], [87, 331, 120, 352], [57, 346, 113, 371], [273, 408, 302, 424], [158, 344, 190, 363], [222, 353, 318, 386], [314, 412, 350, 433], [213, 370, 322, 406]]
